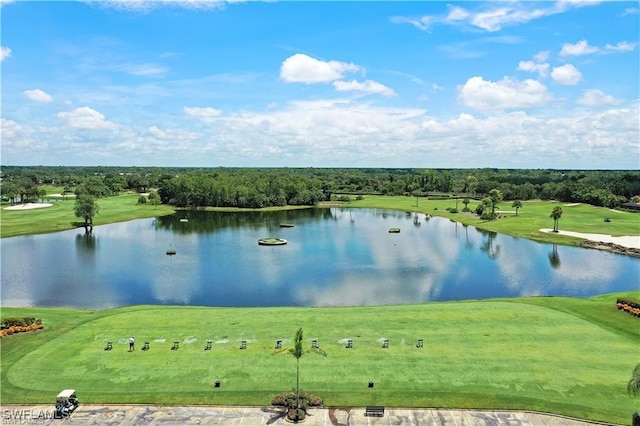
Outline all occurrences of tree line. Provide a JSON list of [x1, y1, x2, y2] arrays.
[[1, 166, 638, 209]]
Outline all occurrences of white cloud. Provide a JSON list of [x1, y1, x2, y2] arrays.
[[469, 6, 549, 32], [56, 107, 117, 129], [183, 106, 222, 122], [560, 39, 600, 56], [392, 1, 599, 32], [446, 5, 470, 22], [576, 89, 619, 106], [0, 118, 47, 152], [24, 89, 54, 103], [0, 46, 11, 62], [6, 99, 639, 168], [280, 53, 360, 84], [622, 7, 638, 16], [517, 60, 549, 77], [560, 39, 637, 56], [147, 125, 198, 141], [0, 118, 23, 140], [605, 41, 637, 52], [389, 16, 432, 32], [117, 63, 168, 77], [551, 64, 582, 85], [533, 51, 550, 62], [332, 79, 396, 97], [458, 76, 552, 110]]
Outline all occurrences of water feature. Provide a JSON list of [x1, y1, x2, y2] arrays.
[[1, 208, 637, 309]]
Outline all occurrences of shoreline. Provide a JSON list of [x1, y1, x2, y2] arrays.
[[539, 228, 640, 253], [3, 201, 639, 258]]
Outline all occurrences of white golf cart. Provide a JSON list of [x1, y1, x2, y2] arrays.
[[55, 389, 79, 417]]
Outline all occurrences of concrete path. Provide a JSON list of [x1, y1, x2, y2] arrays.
[[0, 404, 614, 425]]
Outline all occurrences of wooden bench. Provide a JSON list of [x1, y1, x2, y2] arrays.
[[142, 342, 150, 351], [171, 341, 179, 350], [240, 340, 247, 350], [312, 339, 319, 348], [365, 406, 384, 417], [416, 339, 423, 348], [345, 339, 353, 349], [104, 342, 112, 351], [205, 340, 212, 351], [382, 339, 388, 348], [275, 340, 282, 349]]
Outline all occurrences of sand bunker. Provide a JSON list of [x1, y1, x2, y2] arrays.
[[3, 203, 53, 210], [540, 229, 640, 249]]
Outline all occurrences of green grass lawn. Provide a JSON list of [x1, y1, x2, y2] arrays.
[[1, 293, 639, 424], [0, 191, 175, 238]]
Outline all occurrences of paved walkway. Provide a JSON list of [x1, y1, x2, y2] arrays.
[[0, 404, 615, 425]]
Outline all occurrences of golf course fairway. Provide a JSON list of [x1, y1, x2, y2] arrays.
[[1, 292, 638, 424]]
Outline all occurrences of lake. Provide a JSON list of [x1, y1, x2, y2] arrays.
[[1, 208, 638, 309]]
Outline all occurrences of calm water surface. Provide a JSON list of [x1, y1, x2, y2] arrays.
[[1, 208, 638, 309]]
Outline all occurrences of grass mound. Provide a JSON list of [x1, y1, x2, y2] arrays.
[[1, 292, 638, 424]]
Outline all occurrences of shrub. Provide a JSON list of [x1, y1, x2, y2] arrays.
[[331, 195, 352, 202], [480, 212, 497, 221], [271, 391, 323, 409], [137, 196, 147, 204], [1, 317, 37, 328]]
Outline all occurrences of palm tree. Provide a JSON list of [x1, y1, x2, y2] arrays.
[[276, 328, 326, 421], [628, 363, 640, 398], [512, 200, 523, 216], [550, 206, 563, 232]]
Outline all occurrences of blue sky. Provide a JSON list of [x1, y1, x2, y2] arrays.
[[1, 1, 638, 168]]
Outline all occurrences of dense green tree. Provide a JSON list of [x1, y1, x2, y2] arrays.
[[75, 176, 111, 198], [480, 197, 494, 220], [0, 181, 19, 204], [74, 194, 99, 233], [488, 189, 503, 216], [465, 175, 478, 196], [2, 166, 639, 209], [148, 191, 160, 209]]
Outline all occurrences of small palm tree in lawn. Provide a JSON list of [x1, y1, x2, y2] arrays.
[[512, 200, 523, 216], [628, 363, 640, 398], [550, 206, 563, 232], [275, 328, 326, 421]]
